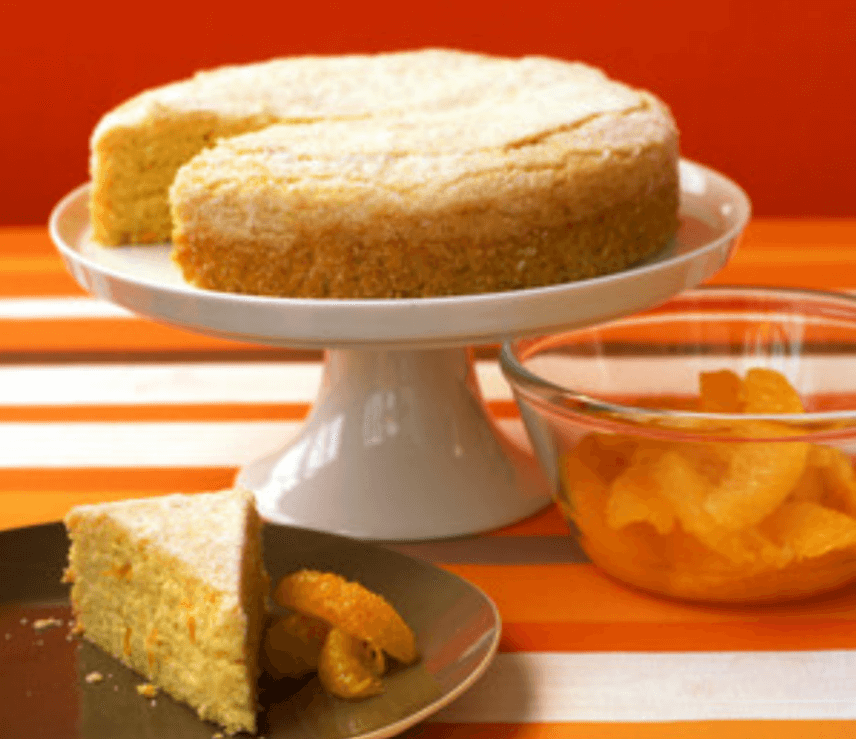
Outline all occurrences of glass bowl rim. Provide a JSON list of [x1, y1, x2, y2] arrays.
[[499, 284, 856, 440]]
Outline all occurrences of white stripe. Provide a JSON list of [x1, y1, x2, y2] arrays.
[[0, 297, 133, 319], [0, 416, 523, 467], [0, 363, 324, 405], [0, 421, 301, 467], [0, 362, 511, 405], [434, 651, 856, 723]]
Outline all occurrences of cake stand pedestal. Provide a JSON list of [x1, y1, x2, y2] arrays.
[[49, 159, 750, 540], [237, 346, 537, 539]]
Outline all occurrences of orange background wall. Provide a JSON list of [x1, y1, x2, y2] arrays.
[[3, 0, 855, 225]]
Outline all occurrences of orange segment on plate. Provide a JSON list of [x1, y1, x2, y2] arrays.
[[317, 627, 386, 700], [262, 611, 329, 679], [274, 569, 418, 665]]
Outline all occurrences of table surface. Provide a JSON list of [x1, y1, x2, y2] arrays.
[[3, 219, 856, 738]]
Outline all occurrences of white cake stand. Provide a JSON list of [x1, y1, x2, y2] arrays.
[[49, 159, 750, 541]]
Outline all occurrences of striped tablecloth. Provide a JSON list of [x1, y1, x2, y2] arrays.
[[3, 220, 856, 738]]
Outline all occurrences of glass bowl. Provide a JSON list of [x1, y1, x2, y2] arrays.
[[500, 286, 856, 603]]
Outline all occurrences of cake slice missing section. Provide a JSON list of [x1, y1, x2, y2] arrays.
[[63, 488, 269, 735]]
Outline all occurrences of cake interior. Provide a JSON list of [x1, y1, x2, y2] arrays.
[[63, 490, 269, 735]]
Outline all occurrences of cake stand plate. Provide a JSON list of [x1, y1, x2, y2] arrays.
[[49, 159, 750, 540]]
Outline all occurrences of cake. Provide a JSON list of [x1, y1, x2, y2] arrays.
[[63, 488, 270, 735], [90, 49, 680, 298]]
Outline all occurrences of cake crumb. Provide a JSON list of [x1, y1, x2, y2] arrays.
[[19, 617, 28, 625], [136, 683, 158, 698], [85, 671, 104, 684], [33, 617, 63, 631]]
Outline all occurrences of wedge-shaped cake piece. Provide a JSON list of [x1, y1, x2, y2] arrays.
[[63, 488, 269, 735]]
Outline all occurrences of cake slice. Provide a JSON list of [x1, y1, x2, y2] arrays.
[[63, 488, 269, 735]]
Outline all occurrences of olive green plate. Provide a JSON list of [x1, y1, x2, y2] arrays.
[[0, 522, 500, 738]]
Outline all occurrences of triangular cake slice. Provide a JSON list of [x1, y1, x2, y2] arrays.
[[63, 488, 269, 735]]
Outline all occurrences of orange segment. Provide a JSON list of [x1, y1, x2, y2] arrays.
[[557, 368, 856, 604], [701, 422, 809, 530], [762, 501, 856, 560], [606, 444, 676, 535], [699, 369, 744, 412], [274, 570, 417, 665], [317, 627, 386, 700], [262, 611, 329, 679], [743, 367, 805, 413], [810, 446, 856, 517]]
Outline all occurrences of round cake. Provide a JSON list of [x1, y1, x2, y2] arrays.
[[89, 49, 680, 299]]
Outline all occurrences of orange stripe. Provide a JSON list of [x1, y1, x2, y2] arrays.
[[440, 563, 856, 624], [490, 399, 519, 418], [0, 403, 311, 422], [0, 464, 558, 532], [739, 219, 856, 247], [0, 318, 266, 354], [0, 467, 236, 493], [490, 504, 571, 536], [410, 721, 856, 739], [697, 220, 856, 289], [500, 620, 856, 652], [0, 256, 69, 272], [0, 400, 512, 422], [0, 264, 85, 296], [0, 319, 501, 361], [0, 226, 58, 256], [0, 488, 241, 530]]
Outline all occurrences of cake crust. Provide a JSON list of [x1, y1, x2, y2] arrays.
[[170, 95, 677, 298]]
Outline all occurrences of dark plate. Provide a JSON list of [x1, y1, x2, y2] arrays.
[[0, 522, 500, 738]]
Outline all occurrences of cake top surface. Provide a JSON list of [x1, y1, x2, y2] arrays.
[[93, 49, 669, 142], [171, 93, 676, 224], [65, 488, 256, 595]]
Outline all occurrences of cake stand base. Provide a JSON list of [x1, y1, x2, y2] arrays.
[[240, 346, 551, 540]]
